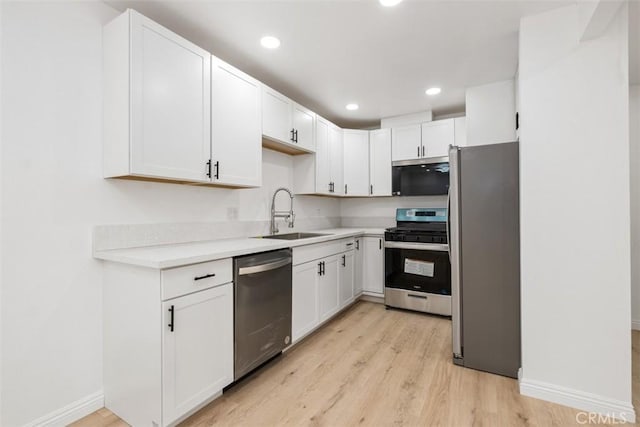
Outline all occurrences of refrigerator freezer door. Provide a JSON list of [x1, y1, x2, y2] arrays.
[[448, 146, 463, 362], [459, 142, 520, 378]]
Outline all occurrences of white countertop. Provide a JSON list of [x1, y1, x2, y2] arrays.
[[93, 228, 385, 269]]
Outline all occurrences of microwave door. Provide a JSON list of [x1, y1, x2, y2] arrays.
[[392, 162, 450, 196]]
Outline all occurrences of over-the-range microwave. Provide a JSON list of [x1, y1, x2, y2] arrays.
[[392, 156, 450, 196]]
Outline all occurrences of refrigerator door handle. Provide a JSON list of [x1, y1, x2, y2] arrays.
[[449, 145, 463, 360]]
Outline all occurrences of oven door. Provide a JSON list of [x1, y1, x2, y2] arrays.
[[384, 242, 451, 295]]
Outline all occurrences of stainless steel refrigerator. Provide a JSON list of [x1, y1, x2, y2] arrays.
[[448, 142, 521, 378]]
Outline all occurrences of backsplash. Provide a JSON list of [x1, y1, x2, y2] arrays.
[[93, 216, 341, 252]]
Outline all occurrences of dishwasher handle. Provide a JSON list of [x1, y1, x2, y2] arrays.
[[237, 257, 292, 276]]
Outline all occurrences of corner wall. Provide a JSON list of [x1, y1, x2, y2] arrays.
[[518, 3, 633, 420]]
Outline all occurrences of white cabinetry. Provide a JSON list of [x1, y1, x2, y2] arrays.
[[343, 130, 370, 196], [454, 116, 467, 147], [391, 124, 422, 161], [162, 284, 233, 425], [338, 251, 355, 308], [292, 102, 316, 152], [103, 258, 233, 427], [369, 129, 392, 196], [421, 119, 454, 158], [465, 79, 516, 146], [391, 119, 455, 161], [363, 236, 385, 296], [211, 57, 261, 187], [329, 125, 344, 196], [354, 237, 364, 296], [292, 261, 320, 342], [262, 85, 315, 153], [293, 116, 342, 196], [291, 238, 357, 343], [103, 9, 211, 182], [318, 256, 340, 321]]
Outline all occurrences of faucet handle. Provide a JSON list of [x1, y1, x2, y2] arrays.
[[287, 213, 296, 228]]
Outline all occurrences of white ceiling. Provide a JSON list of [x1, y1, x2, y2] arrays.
[[107, 0, 573, 128]]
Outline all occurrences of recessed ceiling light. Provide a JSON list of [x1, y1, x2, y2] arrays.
[[260, 36, 281, 49], [346, 103, 359, 111], [425, 87, 442, 96], [379, 0, 403, 6]]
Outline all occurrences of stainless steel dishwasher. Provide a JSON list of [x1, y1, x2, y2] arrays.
[[234, 249, 292, 380]]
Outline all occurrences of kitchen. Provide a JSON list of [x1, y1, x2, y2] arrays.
[[0, 1, 638, 426]]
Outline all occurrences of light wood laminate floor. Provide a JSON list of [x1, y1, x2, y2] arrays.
[[73, 301, 640, 426]]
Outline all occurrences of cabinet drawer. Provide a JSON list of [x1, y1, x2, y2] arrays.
[[293, 238, 355, 265], [162, 259, 232, 300]]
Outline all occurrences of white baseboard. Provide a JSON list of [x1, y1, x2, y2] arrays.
[[25, 391, 104, 427], [519, 378, 636, 423], [631, 319, 640, 330]]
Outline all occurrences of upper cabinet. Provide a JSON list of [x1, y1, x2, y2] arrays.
[[391, 124, 422, 161], [104, 9, 211, 182], [391, 119, 455, 161], [465, 79, 516, 146], [211, 57, 262, 187], [293, 116, 343, 196], [369, 129, 392, 196], [103, 10, 261, 188], [292, 103, 316, 152], [342, 130, 369, 196], [421, 119, 454, 158], [262, 86, 316, 154]]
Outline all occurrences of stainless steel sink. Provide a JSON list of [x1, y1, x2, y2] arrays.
[[257, 232, 329, 240]]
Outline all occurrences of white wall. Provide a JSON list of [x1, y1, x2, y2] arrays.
[[519, 3, 633, 419], [341, 196, 445, 220], [465, 79, 516, 146], [631, 85, 640, 329], [0, 2, 339, 425]]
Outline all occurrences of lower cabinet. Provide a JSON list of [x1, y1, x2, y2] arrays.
[[162, 284, 233, 425], [354, 237, 364, 296], [292, 244, 356, 344], [292, 261, 321, 342], [338, 251, 355, 308], [103, 260, 234, 427], [318, 255, 340, 321], [363, 236, 385, 296]]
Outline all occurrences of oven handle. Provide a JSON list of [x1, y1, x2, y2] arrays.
[[384, 241, 449, 252]]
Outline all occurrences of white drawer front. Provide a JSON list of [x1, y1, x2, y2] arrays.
[[293, 238, 355, 266], [162, 258, 232, 300]]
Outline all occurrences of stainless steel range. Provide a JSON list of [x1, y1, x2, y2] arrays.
[[384, 208, 451, 316]]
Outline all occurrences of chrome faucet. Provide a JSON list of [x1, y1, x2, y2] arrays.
[[270, 187, 295, 235]]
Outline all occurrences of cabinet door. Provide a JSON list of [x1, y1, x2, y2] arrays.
[[354, 238, 364, 296], [211, 57, 261, 187], [292, 261, 320, 343], [162, 284, 233, 425], [343, 130, 370, 196], [262, 86, 292, 144], [422, 119, 454, 158], [363, 237, 385, 295], [391, 124, 421, 161], [329, 126, 344, 195], [338, 251, 355, 308], [292, 103, 316, 152], [315, 117, 332, 194], [369, 128, 392, 196], [130, 11, 211, 182], [318, 256, 339, 321], [454, 116, 467, 147]]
